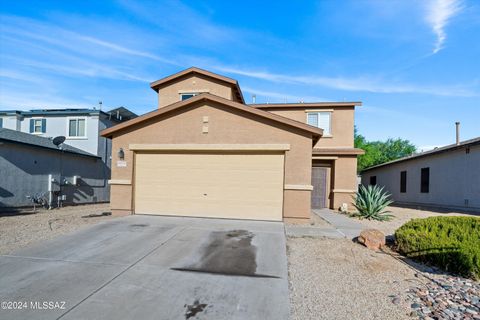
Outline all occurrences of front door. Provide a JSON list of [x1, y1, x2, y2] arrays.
[[311, 167, 328, 209]]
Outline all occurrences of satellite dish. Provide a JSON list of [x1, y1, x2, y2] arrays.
[[52, 136, 66, 147]]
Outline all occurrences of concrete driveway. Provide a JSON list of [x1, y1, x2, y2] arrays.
[[0, 215, 289, 320]]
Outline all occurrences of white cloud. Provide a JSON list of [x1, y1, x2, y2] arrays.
[[425, 0, 464, 54], [0, 92, 93, 111], [76, 36, 178, 65], [216, 66, 477, 97]]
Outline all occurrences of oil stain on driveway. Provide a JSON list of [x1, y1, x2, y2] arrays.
[[0, 215, 289, 320]]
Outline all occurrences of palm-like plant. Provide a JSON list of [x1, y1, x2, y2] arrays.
[[353, 185, 394, 221]]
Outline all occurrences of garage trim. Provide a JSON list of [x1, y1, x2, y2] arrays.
[[129, 143, 290, 151]]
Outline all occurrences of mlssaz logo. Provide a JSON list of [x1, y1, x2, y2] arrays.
[[30, 301, 66, 310]]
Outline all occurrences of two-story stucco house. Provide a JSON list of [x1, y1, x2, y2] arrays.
[[102, 67, 363, 222]]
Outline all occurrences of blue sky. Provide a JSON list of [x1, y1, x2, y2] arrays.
[[0, 0, 479, 150]]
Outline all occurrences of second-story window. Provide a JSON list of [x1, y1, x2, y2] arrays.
[[30, 118, 46, 134], [307, 112, 331, 135], [180, 93, 198, 101], [68, 118, 86, 137]]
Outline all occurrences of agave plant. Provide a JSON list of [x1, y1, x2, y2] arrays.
[[353, 185, 394, 221]]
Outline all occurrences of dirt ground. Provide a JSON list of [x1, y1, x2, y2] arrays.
[[352, 205, 477, 236], [288, 237, 418, 320], [0, 203, 116, 254]]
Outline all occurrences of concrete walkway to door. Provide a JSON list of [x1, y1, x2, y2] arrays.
[[0, 215, 290, 320], [314, 209, 365, 239], [286, 209, 364, 239]]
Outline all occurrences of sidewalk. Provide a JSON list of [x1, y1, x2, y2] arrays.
[[313, 209, 365, 239]]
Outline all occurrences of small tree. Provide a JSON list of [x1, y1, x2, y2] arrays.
[[355, 127, 416, 172]]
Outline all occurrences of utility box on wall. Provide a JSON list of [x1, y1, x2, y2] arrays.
[[47, 174, 61, 192], [73, 175, 81, 186]]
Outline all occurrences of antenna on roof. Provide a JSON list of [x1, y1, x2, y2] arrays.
[[52, 136, 66, 149]]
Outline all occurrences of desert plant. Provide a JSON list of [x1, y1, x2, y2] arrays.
[[352, 185, 393, 221], [395, 216, 480, 279]]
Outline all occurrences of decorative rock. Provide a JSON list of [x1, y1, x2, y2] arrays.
[[357, 229, 385, 250]]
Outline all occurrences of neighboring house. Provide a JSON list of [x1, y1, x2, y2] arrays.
[[0, 107, 137, 210], [0, 128, 107, 208], [0, 107, 137, 159], [361, 137, 480, 212], [102, 67, 363, 221]]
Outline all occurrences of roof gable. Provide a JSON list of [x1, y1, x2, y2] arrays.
[[150, 67, 245, 103], [101, 93, 323, 140]]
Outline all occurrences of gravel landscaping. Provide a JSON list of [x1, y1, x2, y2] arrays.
[[288, 237, 415, 319], [406, 272, 480, 319], [287, 236, 480, 320], [288, 207, 480, 319], [0, 203, 115, 254]]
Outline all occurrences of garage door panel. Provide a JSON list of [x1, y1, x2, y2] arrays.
[[134, 153, 284, 221]]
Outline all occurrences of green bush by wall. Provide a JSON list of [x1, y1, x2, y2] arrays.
[[395, 216, 480, 279]]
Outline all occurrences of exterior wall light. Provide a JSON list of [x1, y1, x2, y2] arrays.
[[118, 148, 125, 160]]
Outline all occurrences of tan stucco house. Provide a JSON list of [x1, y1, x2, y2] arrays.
[[102, 67, 363, 222]]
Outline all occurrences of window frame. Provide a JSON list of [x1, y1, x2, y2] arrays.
[[30, 118, 45, 134], [400, 171, 407, 193], [180, 93, 199, 101], [306, 111, 332, 136], [420, 167, 430, 193], [66, 117, 87, 139]]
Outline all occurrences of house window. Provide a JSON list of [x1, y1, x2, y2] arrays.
[[68, 118, 86, 137], [370, 176, 377, 186], [307, 112, 331, 135], [421, 167, 429, 193], [180, 93, 198, 101], [400, 171, 407, 193], [30, 119, 46, 133]]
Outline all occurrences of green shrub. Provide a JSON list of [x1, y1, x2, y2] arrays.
[[395, 216, 480, 279], [352, 185, 394, 221]]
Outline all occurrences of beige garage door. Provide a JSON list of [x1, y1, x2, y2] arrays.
[[134, 152, 284, 221]]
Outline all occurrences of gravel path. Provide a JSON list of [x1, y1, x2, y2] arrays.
[[288, 237, 416, 320], [0, 203, 115, 254]]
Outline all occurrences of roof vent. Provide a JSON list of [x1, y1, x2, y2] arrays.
[[455, 122, 460, 145]]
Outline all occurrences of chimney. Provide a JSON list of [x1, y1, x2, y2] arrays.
[[455, 122, 460, 145], [252, 94, 256, 104]]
